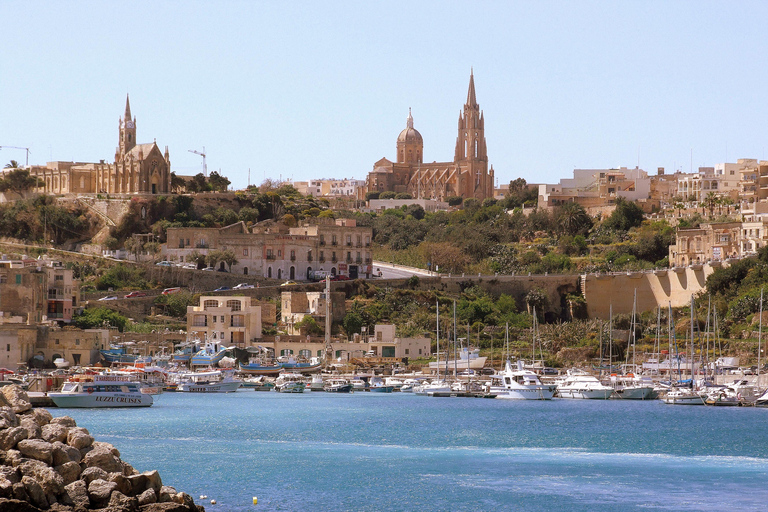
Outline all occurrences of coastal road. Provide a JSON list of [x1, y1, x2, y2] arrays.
[[372, 261, 435, 279]]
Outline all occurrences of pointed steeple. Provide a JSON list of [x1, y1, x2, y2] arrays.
[[407, 107, 414, 129], [466, 68, 477, 108], [124, 94, 132, 122]]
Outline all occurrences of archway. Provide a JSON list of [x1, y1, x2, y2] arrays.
[[278, 269, 282, 279], [267, 268, 272, 278], [290, 266, 295, 280], [243, 267, 248, 275]]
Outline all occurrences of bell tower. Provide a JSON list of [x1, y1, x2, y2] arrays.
[[454, 70, 487, 163], [119, 94, 136, 157]]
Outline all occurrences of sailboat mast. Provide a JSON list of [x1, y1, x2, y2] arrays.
[[436, 300, 440, 381], [609, 304, 613, 374], [632, 289, 637, 371], [690, 295, 695, 383], [758, 288, 763, 389]]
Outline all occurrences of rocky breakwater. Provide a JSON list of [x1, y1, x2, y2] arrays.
[[0, 386, 204, 512]]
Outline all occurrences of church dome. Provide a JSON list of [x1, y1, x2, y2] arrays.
[[397, 126, 423, 144]]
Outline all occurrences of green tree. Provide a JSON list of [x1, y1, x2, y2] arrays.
[[556, 202, 592, 236], [220, 248, 238, 272], [394, 193, 412, 199], [365, 191, 381, 200], [445, 196, 463, 206], [603, 197, 644, 231], [4, 160, 20, 169], [0, 168, 43, 195], [72, 307, 128, 331], [208, 171, 231, 192], [380, 191, 396, 199], [342, 311, 364, 336], [170, 172, 187, 193], [186, 173, 209, 193]]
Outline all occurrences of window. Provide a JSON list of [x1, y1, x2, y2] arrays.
[[405, 349, 409, 355], [220, 316, 225, 323], [204, 300, 218, 310], [227, 300, 242, 311], [15, 275, 21, 285], [243, 248, 248, 256], [75, 339, 80, 346], [6, 344, 9, 352], [55, 274, 64, 281], [55, 339, 60, 345]]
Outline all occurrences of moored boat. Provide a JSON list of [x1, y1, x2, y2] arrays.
[[489, 360, 556, 400], [368, 376, 394, 393], [275, 373, 306, 393], [324, 378, 353, 393], [175, 370, 241, 393], [661, 386, 707, 405], [556, 370, 613, 399], [48, 375, 153, 408], [190, 342, 230, 367]]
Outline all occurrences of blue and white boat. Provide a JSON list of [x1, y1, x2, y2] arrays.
[[239, 360, 283, 375], [99, 346, 138, 364], [191, 342, 230, 366], [368, 376, 394, 393], [278, 356, 323, 373]]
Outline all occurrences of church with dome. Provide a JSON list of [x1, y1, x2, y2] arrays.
[[365, 71, 495, 201]]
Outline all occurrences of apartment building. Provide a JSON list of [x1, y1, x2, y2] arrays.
[[186, 295, 271, 348]]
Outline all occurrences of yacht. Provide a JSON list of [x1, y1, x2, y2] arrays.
[[488, 360, 556, 400], [309, 374, 325, 392], [368, 376, 394, 393], [350, 377, 367, 391], [556, 370, 614, 399], [384, 377, 404, 391], [275, 373, 306, 393], [414, 379, 452, 396], [661, 386, 707, 405], [48, 375, 153, 408], [323, 378, 353, 393], [399, 378, 421, 393], [175, 370, 241, 393], [610, 374, 655, 400]]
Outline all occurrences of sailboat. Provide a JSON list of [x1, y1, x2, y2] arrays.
[[417, 300, 451, 395], [612, 290, 654, 400], [662, 297, 706, 405]]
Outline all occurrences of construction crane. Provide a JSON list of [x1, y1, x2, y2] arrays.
[[188, 147, 207, 177], [0, 146, 31, 166]]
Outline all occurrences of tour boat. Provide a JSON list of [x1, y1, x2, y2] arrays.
[[556, 370, 614, 399], [275, 373, 306, 393], [175, 370, 241, 393], [323, 378, 353, 393], [488, 360, 556, 400], [48, 375, 153, 408]]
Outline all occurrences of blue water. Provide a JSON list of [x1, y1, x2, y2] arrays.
[[53, 391, 768, 511]]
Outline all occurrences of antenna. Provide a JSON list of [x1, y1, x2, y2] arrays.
[[188, 147, 207, 177]]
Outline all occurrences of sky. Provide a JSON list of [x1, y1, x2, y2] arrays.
[[2, 1, 768, 190]]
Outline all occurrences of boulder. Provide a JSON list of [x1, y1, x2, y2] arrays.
[[12, 481, 29, 502], [63, 479, 89, 509], [41, 424, 69, 444], [52, 442, 81, 466], [122, 461, 139, 476], [87, 478, 118, 508], [49, 416, 77, 428], [21, 476, 47, 509], [109, 472, 132, 496], [92, 441, 120, 458], [138, 488, 157, 506], [66, 430, 93, 451], [107, 490, 139, 512], [0, 475, 13, 498], [0, 427, 28, 451], [18, 417, 41, 441], [54, 461, 81, 486], [83, 446, 123, 473], [158, 486, 176, 503], [18, 460, 64, 496], [140, 503, 201, 512], [16, 440, 53, 466], [127, 470, 162, 496], [24, 409, 52, 428], [80, 466, 108, 485], [4, 449, 24, 467], [0, 406, 18, 429], [171, 492, 198, 511], [1, 387, 31, 414], [48, 504, 75, 512], [0, 464, 20, 483]]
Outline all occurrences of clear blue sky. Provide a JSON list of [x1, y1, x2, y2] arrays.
[[2, 1, 768, 190]]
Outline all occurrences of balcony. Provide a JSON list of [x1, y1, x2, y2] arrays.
[[346, 257, 353, 264], [266, 254, 276, 261], [346, 242, 352, 247], [195, 242, 208, 249], [356, 243, 362, 248], [307, 256, 313, 262], [319, 241, 325, 246], [355, 258, 362, 264], [365, 258, 372, 264], [319, 257, 325, 263], [331, 257, 337, 263], [331, 241, 338, 246], [290, 256, 296, 261]]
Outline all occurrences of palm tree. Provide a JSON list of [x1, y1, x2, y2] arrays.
[[556, 201, 592, 236], [703, 192, 718, 217], [4, 160, 19, 169]]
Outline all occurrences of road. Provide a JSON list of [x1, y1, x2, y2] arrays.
[[371, 261, 434, 279]]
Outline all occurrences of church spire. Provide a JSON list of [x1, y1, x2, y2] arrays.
[[407, 107, 414, 129], [466, 68, 477, 108], [124, 94, 132, 122]]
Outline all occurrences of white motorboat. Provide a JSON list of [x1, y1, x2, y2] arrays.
[[175, 370, 241, 393], [756, 387, 768, 407], [661, 386, 707, 405], [399, 378, 421, 393], [610, 374, 655, 400], [350, 377, 367, 391], [48, 375, 153, 408], [369, 376, 394, 393], [309, 374, 325, 392], [556, 370, 614, 399], [275, 373, 306, 393], [414, 379, 451, 396], [323, 378, 353, 393], [53, 358, 71, 369], [488, 360, 556, 400], [384, 377, 404, 391]]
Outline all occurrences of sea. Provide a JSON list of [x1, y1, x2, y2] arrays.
[[52, 390, 768, 512]]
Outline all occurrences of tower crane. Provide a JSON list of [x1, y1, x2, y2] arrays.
[[0, 146, 31, 166], [188, 147, 207, 177]]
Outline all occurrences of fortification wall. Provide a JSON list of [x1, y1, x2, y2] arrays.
[[582, 264, 716, 319]]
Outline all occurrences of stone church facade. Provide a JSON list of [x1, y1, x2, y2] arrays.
[[29, 96, 171, 195], [366, 72, 495, 201]]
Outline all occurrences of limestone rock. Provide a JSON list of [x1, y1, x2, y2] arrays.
[[18, 417, 41, 441], [21, 476, 48, 509], [0, 426, 28, 451], [83, 446, 123, 473], [4, 449, 23, 467], [18, 460, 64, 496], [54, 461, 81, 486], [171, 492, 199, 511], [140, 503, 201, 512], [88, 478, 118, 508], [109, 471, 132, 496], [138, 488, 157, 505], [0, 497, 44, 511], [41, 423, 69, 444], [63, 479, 89, 509], [1, 387, 31, 414], [122, 461, 139, 476], [17, 440, 54, 466], [0, 406, 18, 429], [0, 475, 13, 498], [107, 490, 139, 512], [80, 466, 109, 485], [24, 409, 52, 427], [0, 464, 20, 483], [52, 442, 81, 466], [66, 430, 93, 451], [127, 470, 162, 496], [49, 416, 77, 428], [12, 481, 29, 502], [48, 504, 75, 512], [92, 441, 120, 458]]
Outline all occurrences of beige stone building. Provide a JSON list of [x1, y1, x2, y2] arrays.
[[280, 290, 346, 335], [44, 262, 80, 324], [37, 328, 107, 368], [27, 95, 171, 196], [366, 72, 495, 201], [669, 222, 741, 266], [187, 295, 270, 348], [163, 217, 374, 279], [365, 324, 431, 359]]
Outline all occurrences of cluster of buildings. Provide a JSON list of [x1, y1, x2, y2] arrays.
[[163, 217, 375, 280]]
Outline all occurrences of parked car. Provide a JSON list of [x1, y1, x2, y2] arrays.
[[162, 287, 181, 295], [124, 291, 147, 299], [98, 295, 118, 301], [331, 275, 350, 281], [202, 267, 216, 272], [155, 261, 174, 267], [214, 286, 231, 292], [280, 280, 298, 287], [233, 283, 255, 290]]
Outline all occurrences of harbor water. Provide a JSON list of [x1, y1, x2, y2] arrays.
[[53, 390, 768, 511]]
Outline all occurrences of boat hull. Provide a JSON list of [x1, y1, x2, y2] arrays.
[[612, 386, 655, 400], [238, 363, 283, 376], [662, 393, 706, 405], [557, 388, 613, 399], [492, 385, 556, 400], [48, 392, 153, 408], [369, 386, 394, 393], [177, 381, 241, 393], [275, 382, 306, 393]]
